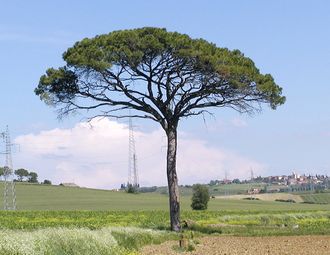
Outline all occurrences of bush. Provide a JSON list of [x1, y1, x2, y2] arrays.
[[191, 184, 210, 210], [243, 197, 260, 200], [275, 199, 296, 203]]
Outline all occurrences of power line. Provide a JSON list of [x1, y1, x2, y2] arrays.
[[224, 170, 229, 196]]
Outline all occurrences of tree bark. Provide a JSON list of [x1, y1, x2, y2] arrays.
[[166, 127, 181, 231]]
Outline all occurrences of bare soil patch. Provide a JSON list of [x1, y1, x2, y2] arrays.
[[216, 193, 303, 203], [141, 235, 330, 255]]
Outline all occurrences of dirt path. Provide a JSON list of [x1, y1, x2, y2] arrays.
[[141, 235, 330, 255]]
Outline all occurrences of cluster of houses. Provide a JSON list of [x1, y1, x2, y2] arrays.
[[212, 172, 329, 186], [247, 172, 330, 194], [211, 171, 330, 194], [259, 172, 329, 186]]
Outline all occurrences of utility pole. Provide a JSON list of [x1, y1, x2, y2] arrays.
[[224, 170, 229, 196], [128, 117, 139, 189], [1, 126, 16, 210], [249, 168, 254, 199], [250, 168, 254, 182]]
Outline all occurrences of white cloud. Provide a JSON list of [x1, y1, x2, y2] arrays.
[[13, 118, 265, 189]]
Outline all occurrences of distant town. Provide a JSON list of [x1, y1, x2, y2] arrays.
[[130, 171, 330, 196], [208, 171, 330, 194]]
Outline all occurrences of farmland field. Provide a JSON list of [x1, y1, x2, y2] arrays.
[[0, 209, 330, 254], [142, 235, 330, 255], [300, 192, 330, 204], [3, 182, 330, 211], [1, 210, 330, 232], [216, 193, 304, 202], [156, 183, 267, 196], [1, 182, 330, 254], [208, 183, 265, 196], [0, 183, 329, 234]]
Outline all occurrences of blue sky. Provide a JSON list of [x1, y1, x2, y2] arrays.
[[1, 1, 330, 188]]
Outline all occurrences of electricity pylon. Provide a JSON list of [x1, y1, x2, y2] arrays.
[[250, 168, 254, 182], [1, 126, 16, 210], [128, 117, 139, 188], [224, 170, 229, 196], [249, 168, 254, 199]]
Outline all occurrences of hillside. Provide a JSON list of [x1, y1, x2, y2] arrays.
[[300, 192, 330, 204], [0, 182, 330, 211], [1, 182, 169, 210], [150, 183, 265, 196]]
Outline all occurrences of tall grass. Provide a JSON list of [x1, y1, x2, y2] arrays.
[[0, 227, 174, 255], [185, 211, 330, 236]]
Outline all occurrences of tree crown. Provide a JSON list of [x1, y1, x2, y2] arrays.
[[14, 168, 29, 176], [35, 27, 285, 130]]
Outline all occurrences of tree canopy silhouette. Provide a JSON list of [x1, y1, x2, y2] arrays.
[[35, 27, 285, 231]]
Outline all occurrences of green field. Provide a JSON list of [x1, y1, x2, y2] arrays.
[[0, 182, 330, 254], [1, 210, 330, 233], [2, 182, 330, 211], [300, 192, 330, 204], [10, 182, 169, 210], [1, 210, 330, 255], [156, 183, 266, 196], [208, 183, 265, 196]]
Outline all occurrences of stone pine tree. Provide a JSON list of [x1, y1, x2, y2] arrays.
[[35, 27, 285, 231]]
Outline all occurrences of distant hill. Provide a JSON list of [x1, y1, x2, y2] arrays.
[[141, 183, 266, 196], [0, 182, 329, 211], [0, 182, 170, 211]]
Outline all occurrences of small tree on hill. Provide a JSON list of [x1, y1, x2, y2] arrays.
[[14, 168, 29, 181], [191, 184, 210, 210], [28, 172, 38, 183], [232, 178, 241, 184]]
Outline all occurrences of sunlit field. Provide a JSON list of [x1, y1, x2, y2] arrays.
[[0, 183, 330, 254], [2, 182, 330, 211]]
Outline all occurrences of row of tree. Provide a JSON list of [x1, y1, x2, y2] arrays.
[[0, 167, 51, 184], [14, 168, 38, 183]]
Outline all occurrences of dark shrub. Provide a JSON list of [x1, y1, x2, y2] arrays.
[[191, 184, 210, 210]]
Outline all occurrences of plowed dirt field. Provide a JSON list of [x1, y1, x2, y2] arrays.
[[141, 235, 330, 255]]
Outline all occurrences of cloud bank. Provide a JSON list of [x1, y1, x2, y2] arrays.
[[13, 118, 265, 189]]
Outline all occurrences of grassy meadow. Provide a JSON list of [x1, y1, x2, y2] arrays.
[[2, 182, 330, 211], [300, 192, 330, 204], [0, 182, 330, 254], [0, 209, 330, 254]]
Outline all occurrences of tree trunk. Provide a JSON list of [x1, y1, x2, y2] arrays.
[[166, 127, 181, 231]]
